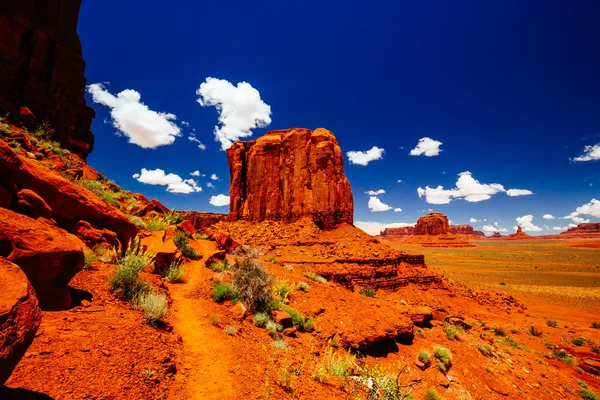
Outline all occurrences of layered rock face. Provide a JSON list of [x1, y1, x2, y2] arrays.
[[0, 0, 94, 157], [227, 128, 353, 230], [380, 226, 415, 236], [562, 222, 600, 236], [0, 257, 41, 385], [450, 225, 485, 237], [414, 212, 449, 235], [179, 211, 228, 232]]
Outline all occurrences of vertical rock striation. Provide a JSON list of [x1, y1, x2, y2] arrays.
[[227, 128, 353, 230]]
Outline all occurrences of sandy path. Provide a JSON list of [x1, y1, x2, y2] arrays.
[[168, 241, 236, 400]]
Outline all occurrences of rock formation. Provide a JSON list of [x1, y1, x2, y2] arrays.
[[379, 213, 472, 247], [560, 222, 600, 238], [506, 226, 532, 240], [414, 212, 449, 235], [227, 128, 353, 230], [0, 257, 41, 385], [0, 0, 95, 157], [380, 226, 415, 236], [179, 211, 227, 232], [449, 224, 485, 237]]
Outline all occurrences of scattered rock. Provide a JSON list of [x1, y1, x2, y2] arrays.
[[230, 302, 247, 320], [205, 250, 226, 269], [273, 310, 293, 329], [214, 231, 240, 253], [15, 188, 53, 219], [69, 220, 120, 250]]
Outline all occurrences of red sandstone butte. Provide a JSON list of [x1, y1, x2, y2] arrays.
[[449, 224, 485, 237], [414, 212, 450, 235], [0, 0, 95, 157], [227, 128, 353, 230]]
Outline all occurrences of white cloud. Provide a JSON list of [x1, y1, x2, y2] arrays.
[[368, 196, 392, 212], [409, 137, 443, 157], [469, 218, 478, 223], [397, 179, 403, 183], [506, 189, 533, 197], [210, 174, 219, 181], [394, 208, 402, 212], [354, 221, 414, 236], [515, 215, 542, 232], [417, 171, 505, 204], [87, 83, 181, 149], [365, 189, 385, 195], [573, 144, 600, 162], [482, 222, 508, 234], [206, 182, 214, 188], [564, 199, 600, 221], [572, 216, 590, 224], [346, 146, 384, 166], [209, 194, 230, 207], [181, 121, 190, 127], [190, 170, 200, 177], [188, 134, 207, 150], [196, 77, 272, 150], [132, 168, 202, 194], [543, 214, 555, 220]]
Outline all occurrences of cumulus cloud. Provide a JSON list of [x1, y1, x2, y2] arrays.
[[354, 221, 414, 236], [506, 189, 533, 197], [573, 144, 600, 162], [206, 182, 214, 188], [394, 208, 402, 212], [188, 134, 206, 150], [132, 168, 202, 194], [409, 137, 443, 157], [469, 218, 479, 223], [515, 215, 542, 232], [482, 222, 508, 234], [210, 174, 219, 181], [196, 77, 271, 150], [365, 189, 385, 195], [209, 194, 230, 207], [346, 146, 384, 166], [368, 196, 392, 212], [417, 171, 505, 204], [543, 214, 555, 220], [190, 170, 200, 177], [563, 199, 600, 221], [181, 121, 190, 127], [397, 179, 403, 183], [87, 83, 181, 148]]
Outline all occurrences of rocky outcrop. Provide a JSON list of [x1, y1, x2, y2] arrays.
[[0, 139, 137, 248], [491, 231, 504, 238], [380, 226, 415, 236], [227, 128, 353, 230], [449, 225, 485, 237], [179, 211, 227, 232], [414, 213, 449, 235], [0, 208, 85, 310], [0, 0, 95, 157], [0, 257, 41, 385], [560, 222, 600, 239]]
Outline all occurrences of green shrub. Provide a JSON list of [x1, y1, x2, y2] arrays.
[[266, 320, 282, 339], [164, 261, 185, 283], [360, 287, 376, 298], [0, 124, 10, 135], [477, 343, 493, 356], [297, 281, 310, 292], [434, 346, 452, 373], [181, 245, 199, 260], [529, 324, 543, 337], [231, 252, 274, 313], [133, 291, 167, 325], [253, 312, 270, 328], [581, 388, 599, 400], [8, 140, 20, 149], [163, 210, 184, 225], [418, 349, 432, 366], [34, 120, 55, 140], [282, 305, 307, 331], [210, 260, 229, 272], [212, 282, 234, 303], [129, 216, 146, 228], [108, 254, 150, 301], [544, 342, 555, 350], [83, 249, 97, 270], [492, 326, 506, 337], [592, 347, 600, 354], [443, 323, 464, 340], [501, 336, 520, 349], [224, 324, 237, 336], [193, 233, 209, 240], [210, 314, 221, 326], [173, 232, 189, 248], [271, 340, 288, 351], [145, 215, 168, 231], [546, 320, 558, 328], [303, 271, 327, 284], [552, 350, 574, 365], [34, 151, 44, 160], [426, 388, 442, 400], [572, 337, 585, 346], [274, 279, 294, 302], [304, 317, 315, 332], [592, 322, 600, 329], [511, 328, 521, 334], [356, 363, 408, 399]]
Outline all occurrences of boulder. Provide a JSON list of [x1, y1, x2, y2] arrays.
[[69, 220, 120, 249], [403, 306, 433, 327], [273, 310, 293, 329], [137, 199, 169, 216], [580, 357, 600, 375], [178, 220, 196, 236], [229, 302, 247, 320], [0, 208, 85, 310], [0, 139, 137, 248], [0, 0, 95, 157], [214, 231, 240, 253], [227, 128, 354, 230], [14, 188, 52, 219], [205, 250, 226, 269], [0, 257, 42, 385]]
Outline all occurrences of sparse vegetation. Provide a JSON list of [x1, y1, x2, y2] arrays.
[[356, 363, 410, 400], [443, 322, 464, 340], [434, 346, 452, 373], [281, 305, 314, 332], [580, 388, 599, 400], [274, 279, 295, 303], [546, 320, 558, 328], [230, 249, 275, 313], [418, 349, 432, 366], [193, 233, 209, 240], [74, 178, 119, 206], [210, 314, 221, 326], [164, 260, 185, 283], [133, 291, 167, 325], [266, 320, 282, 339], [34, 151, 44, 160], [253, 312, 270, 328], [225, 324, 237, 336], [592, 347, 600, 354], [271, 340, 288, 351], [313, 348, 352, 382], [544, 342, 555, 350], [8, 140, 21, 153], [477, 343, 493, 356], [552, 350, 574, 365], [0, 123, 10, 135], [212, 282, 235, 303], [108, 243, 153, 302], [303, 271, 327, 284], [145, 214, 169, 231], [591, 322, 600, 329], [360, 287, 376, 298], [83, 249, 97, 270], [173, 232, 199, 260], [34, 120, 55, 140], [572, 337, 585, 346], [499, 281, 506, 286], [492, 326, 506, 337], [209, 260, 229, 272], [426, 388, 442, 400], [529, 324, 543, 337], [297, 281, 310, 292]]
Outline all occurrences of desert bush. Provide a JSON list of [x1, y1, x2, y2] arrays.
[[418, 349, 432, 366], [572, 337, 585, 346], [164, 260, 185, 283], [511, 328, 521, 334], [164, 210, 184, 225], [297, 281, 310, 292], [209, 260, 229, 272], [443, 323, 464, 340], [129, 216, 146, 228], [529, 324, 543, 337], [271, 339, 288, 351], [360, 287, 376, 298], [591, 322, 600, 329], [181, 245, 199, 260], [34, 120, 55, 140], [8, 140, 21, 152], [592, 347, 600, 354], [304, 317, 315, 332], [552, 350, 574, 365], [173, 232, 189, 248], [231, 251, 274, 313], [268, 257, 281, 266], [83, 249, 97, 270], [425, 388, 442, 400], [173, 232, 199, 260], [314, 349, 352, 382], [581, 389, 599, 400], [193, 233, 209, 240], [501, 336, 520, 349], [266, 320, 282, 339], [93, 243, 116, 263], [283, 264, 294, 272], [108, 253, 150, 301], [356, 363, 408, 400], [546, 320, 558, 328], [212, 282, 235, 303], [133, 291, 167, 325], [434, 346, 452, 373], [303, 271, 327, 284], [34, 151, 44, 160], [282, 305, 308, 332], [492, 326, 506, 337], [145, 215, 169, 231], [477, 343, 493, 357], [274, 279, 295, 303], [544, 342, 555, 350], [224, 324, 237, 336], [253, 312, 270, 328], [0, 124, 10, 135]]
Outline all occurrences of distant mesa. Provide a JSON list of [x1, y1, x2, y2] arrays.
[[227, 128, 353, 230], [491, 231, 504, 238], [505, 225, 532, 240], [449, 224, 485, 238], [559, 222, 600, 239], [380, 212, 473, 247]]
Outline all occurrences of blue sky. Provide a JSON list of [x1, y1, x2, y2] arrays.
[[79, 0, 600, 235]]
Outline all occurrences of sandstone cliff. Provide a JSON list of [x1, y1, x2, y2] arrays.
[[0, 0, 94, 157], [449, 224, 485, 237], [414, 212, 449, 235], [227, 128, 353, 230]]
